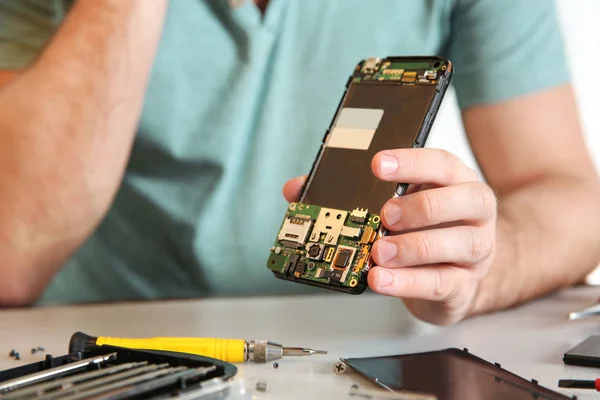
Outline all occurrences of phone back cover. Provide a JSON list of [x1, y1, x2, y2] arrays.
[[301, 80, 436, 213]]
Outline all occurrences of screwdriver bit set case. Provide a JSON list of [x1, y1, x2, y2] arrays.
[[0, 345, 238, 399]]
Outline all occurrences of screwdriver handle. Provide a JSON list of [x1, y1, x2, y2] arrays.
[[69, 332, 246, 363]]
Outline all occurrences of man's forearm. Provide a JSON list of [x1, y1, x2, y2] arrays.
[[470, 173, 600, 315], [0, 0, 168, 304]]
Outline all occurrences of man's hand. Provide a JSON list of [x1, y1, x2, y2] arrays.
[[367, 149, 497, 325], [284, 85, 600, 326], [283, 148, 498, 326]]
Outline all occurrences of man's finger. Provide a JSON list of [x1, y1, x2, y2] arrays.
[[381, 182, 497, 231], [282, 175, 306, 203], [372, 225, 495, 268], [368, 264, 471, 302], [371, 148, 478, 186]]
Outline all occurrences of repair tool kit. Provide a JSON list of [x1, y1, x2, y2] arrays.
[[0, 345, 236, 399]]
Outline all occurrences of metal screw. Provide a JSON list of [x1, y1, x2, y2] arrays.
[[31, 348, 37, 355], [333, 361, 347, 375], [272, 362, 279, 369], [37, 347, 45, 351], [9, 349, 15, 357], [14, 353, 20, 360], [256, 381, 268, 392]]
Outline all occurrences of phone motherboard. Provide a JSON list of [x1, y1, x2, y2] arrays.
[[267, 202, 380, 292]]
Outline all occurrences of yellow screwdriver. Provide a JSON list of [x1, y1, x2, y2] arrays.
[[69, 332, 327, 364]]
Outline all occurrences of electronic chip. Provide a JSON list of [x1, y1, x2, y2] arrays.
[[328, 269, 344, 283], [295, 261, 307, 275], [334, 249, 352, 268], [332, 245, 356, 270]]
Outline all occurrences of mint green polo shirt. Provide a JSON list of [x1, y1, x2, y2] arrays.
[[0, 0, 570, 304]]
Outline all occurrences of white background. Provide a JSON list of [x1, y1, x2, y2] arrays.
[[426, 0, 600, 281]]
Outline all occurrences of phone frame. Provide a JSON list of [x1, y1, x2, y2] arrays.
[[273, 56, 454, 294]]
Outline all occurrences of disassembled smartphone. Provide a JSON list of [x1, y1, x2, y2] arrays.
[[267, 56, 454, 294]]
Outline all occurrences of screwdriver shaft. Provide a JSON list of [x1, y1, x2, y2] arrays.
[[0, 353, 117, 393], [282, 347, 327, 356], [57, 367, 187, 400], [0, 362, 147, 400], [43, 363, 170, 400], [96, 367, 216, 400]]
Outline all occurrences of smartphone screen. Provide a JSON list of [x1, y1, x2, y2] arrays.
[[267, 56, 453, 294], [343, 348, 569, 400]]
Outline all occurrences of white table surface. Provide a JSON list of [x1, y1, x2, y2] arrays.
[[1, 286, 600, 399]]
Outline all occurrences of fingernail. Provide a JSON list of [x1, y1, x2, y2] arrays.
[[377, 269, 394, 288], [380, 153, 398, 176], [377, 240, 397, 262], [383, 203, 401, 225]]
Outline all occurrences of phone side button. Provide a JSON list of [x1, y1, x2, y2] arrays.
[[425, 116, 432, 135], [415, 114, 433, 145], [431, 94, 442, 113], [436, 77, 444, 92], [436, 76, 450, 93]]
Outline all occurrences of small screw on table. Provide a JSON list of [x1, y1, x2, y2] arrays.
[[333, 361, 347, 375]]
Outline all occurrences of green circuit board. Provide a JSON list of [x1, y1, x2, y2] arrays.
[[354, 57, 449, 83], [267, 203, 381, 290]]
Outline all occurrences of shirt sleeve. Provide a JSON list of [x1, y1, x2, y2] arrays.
[[445, 0, 571, 110], [0, 0, 68, 69]]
